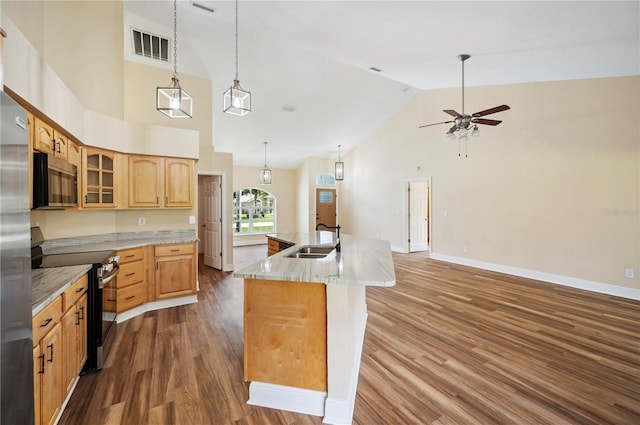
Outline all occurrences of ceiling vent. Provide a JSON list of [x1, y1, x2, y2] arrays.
[[131, 29, 169, 62], [191, 1, 216, 14]]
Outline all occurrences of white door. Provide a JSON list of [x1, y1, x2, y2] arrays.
[[409, 180, 429, 252], [203, 176, 222, 269]]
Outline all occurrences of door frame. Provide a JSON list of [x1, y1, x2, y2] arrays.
[[405, 177, 432, 255], [197, 171, 230, 271]]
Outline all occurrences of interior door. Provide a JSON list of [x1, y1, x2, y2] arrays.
[[315, 188, 336, 230], [409, 180, 429, 252], [203, 176, 222, 269]]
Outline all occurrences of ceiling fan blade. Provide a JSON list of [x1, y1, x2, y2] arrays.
[[471, 104, 510, 117], [447, 124, 457, 134], [472, 118, 502, 126], [418, 120, 453, 129], [443, 109, 461, 117]]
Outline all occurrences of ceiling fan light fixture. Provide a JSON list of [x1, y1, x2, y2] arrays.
[[470, 125, 480, 138]]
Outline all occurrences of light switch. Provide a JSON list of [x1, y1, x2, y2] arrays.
[[189, 215, 196, 225], [138, 217, 146, 226]]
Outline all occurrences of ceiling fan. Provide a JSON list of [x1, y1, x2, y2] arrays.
[[419, 54, 510, 138]]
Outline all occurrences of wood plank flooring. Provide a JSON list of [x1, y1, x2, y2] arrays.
[[59, 246, 640, 425]]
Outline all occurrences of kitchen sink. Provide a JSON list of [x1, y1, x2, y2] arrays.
[[285, 245, 335, 259]]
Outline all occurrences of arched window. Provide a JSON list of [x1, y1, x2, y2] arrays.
[[232, 188, 276, 234]]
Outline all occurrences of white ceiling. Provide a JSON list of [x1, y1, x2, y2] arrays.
[[123, 1, 640, 169]]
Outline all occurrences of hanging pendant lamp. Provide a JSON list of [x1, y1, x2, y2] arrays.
[[335, 145, 344, 181], [223, 0, 251, 116], [156, 0, 193, 118], [259, 142, 272, 185]]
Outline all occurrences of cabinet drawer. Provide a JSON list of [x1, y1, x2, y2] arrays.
[[32, 296, 62, 344], [267, 238, 279, 256], [155, 243, 195, 257], [116, 283, 145, 313], [116, 260, 145, 288], [62, 274, 88, 311], [118, 247, 145, 264]]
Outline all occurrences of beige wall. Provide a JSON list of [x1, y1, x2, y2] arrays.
[[340, 76, 639, 291], [2, 0, 124, 119], [233, 166, 297, 246]]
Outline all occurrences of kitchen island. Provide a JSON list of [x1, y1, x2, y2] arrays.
[[234, 232, 395, 425]]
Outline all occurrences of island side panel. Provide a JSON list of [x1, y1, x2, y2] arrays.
[[244, 278, 327, 392]]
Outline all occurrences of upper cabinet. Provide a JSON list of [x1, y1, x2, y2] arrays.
[[81, 148, 118, 208], [33, 116, 69, 161], [128, 156, 194, 209]]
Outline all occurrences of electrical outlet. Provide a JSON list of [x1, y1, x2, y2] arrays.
[[138, 217, 146, 226], [625, 268, 635, 279], [189, 215, 196, 225], [443, 209, 448, 217], [463, 246, 468, 253]]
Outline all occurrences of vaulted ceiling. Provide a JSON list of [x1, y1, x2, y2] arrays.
[[123, 1, 640, 169]]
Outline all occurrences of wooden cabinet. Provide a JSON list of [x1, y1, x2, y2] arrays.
[[61, 275, 88, 396], [32, 116, 68, 161], [154, 242, 196, 299], [128, 156, 194, 208], [67, 140, 81, 167], [33, 345, 41, 425], [33, 321, 63, 425], [267, 237, 280, 256], [115, 247, 146, 313], [81, 148, 117, 208]]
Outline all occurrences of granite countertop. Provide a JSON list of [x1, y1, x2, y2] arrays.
[[234, 232, 396, 287], [32, 265, 92, 316], [41, 230, 198, 254], [32, 230, 198, 315]]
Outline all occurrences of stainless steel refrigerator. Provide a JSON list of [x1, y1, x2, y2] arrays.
[[0, 90, 34, 424]]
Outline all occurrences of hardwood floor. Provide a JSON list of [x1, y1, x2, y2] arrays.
[[59, 246, 640, 425]]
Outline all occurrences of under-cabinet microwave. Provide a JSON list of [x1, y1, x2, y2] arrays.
[[32, 152, 78, 209]]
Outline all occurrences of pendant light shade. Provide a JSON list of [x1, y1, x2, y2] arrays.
[[260, 142, 272, 185], [157, 0, 192, 118], [335, 145, 344, 181], [223, 0, 251, 116]]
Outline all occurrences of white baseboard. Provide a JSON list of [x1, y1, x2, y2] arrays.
[[234, 240, 267, 247], [116, 294, 198, 323], [248, 382, 327, 416], [390, 244, 407, 253], [430, 252, 639, 301], [323, 310, 369, 425], [223, 263, 234, 272]]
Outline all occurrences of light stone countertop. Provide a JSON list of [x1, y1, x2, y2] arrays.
[[32, 265, 92, 316], [234, 232, 396, 287], [41, 230, 198, 254], [32, 230, 198, 316]]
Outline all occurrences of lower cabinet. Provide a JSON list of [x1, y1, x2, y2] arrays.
[[61, 293, 87, 395], [115, 246, 146, 313], [155, 242, 196, 299], [34, 322, 63, 425]]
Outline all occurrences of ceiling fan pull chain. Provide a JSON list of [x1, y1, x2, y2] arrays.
[[458, 139, 461, 157]]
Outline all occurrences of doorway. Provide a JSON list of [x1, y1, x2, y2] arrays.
[[198, 174, 222, 270], [315, 188, 336, 230], [408, 179, 430, 253]]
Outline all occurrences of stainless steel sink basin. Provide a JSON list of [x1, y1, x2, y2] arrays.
[[285, 245, 335, 259]]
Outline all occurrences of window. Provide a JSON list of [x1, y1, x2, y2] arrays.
[[316, 173, 336, 186], [233, 188, 276, 234]]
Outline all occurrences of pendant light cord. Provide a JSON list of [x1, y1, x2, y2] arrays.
[[235, 0, 239, 81], [264, 142, 268, 167], [172, 0, 178, 78]]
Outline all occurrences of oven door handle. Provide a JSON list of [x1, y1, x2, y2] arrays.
[[99, 266, 119, 289]]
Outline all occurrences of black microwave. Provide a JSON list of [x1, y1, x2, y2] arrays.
[[33, 152, 78, 209]]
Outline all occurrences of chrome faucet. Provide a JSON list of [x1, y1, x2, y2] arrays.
[[315, 223, 341, 252]]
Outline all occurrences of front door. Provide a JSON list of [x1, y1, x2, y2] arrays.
[[315, 188, 336, 231], [203, 176, 222, 269]]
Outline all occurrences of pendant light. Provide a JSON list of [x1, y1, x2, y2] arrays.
[[335, 145, 344, 181], [156, 0, 193, 118], [223, 0, 251, 116], [259, 142, 272, 185]]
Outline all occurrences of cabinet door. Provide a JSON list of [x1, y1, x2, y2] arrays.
[[82, 148, 116, 208], [67, 140, 81, 167], [128, 156, 163, 208], [61, 306, 78, 396], [33, 117, 54, 154], [33, 345, 43, 425], [164, 158, 194, 207], [52, 130, 68, 161], [41, 323, 62, 425], [77, 294, 88, 369], [155, 254, 196, 299]]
